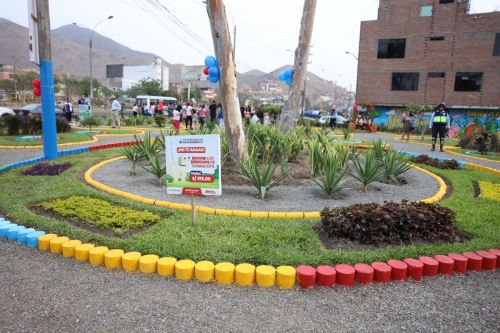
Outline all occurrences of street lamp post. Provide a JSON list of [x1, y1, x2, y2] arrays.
[[345, 51, 359, 61], [73, 15, 113, 106]]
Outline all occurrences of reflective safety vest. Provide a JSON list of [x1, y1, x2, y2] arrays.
[[433, 113, 447, 124]]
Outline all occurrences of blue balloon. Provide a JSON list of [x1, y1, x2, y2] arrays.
[[208, 75, 219, 83], [208, 66, 219, 77], [285, 77, 292, 86], [205, 56, 217, 68], [278, 71, 287, 81], [285, 69, 294, 79]]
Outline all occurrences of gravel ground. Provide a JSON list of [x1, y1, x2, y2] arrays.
[[354, 132, 500, 170], [0, 239, 498, 333], [92, 159, 439, 211]]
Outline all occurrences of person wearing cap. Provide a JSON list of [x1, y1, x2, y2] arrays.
[[111, 96, 121, 128], [429, 103, 450, 152]]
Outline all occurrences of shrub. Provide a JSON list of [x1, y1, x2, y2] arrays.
[[80, 116, 101, 128], [237, 150, 288, 199], [320, 201, 468, 245], [350, 152, 385, 192], [39, 196, 160, 235], [382, 151, 412, 183], [56, 116, 71, 133], [312, 151, 349, 198], [3, 114, 22, 135], [22, 162, 72, 176], [154, 113, 167, 127], [413, 154, 461, 169]]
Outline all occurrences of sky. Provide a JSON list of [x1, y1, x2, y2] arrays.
[[1, 0, 499, 90]]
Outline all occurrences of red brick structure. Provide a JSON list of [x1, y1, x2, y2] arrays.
[[356, 0, 500, 109]]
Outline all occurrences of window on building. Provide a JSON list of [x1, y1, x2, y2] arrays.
[[428, 72, 446, 78], [454, 72, 483, 91], [377, 39, 406, 59], [494, 33, 500, 56], [428, 36, 445, 41], [439, 0, 454, 4], [392, 73, 420, 91], [420, 5, 433, 16]]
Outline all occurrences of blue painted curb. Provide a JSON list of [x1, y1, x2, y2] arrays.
[[0, 223, 15, 237], [6, 225, 26, 241], [17, 228, 36, 245], [26, 231, 46, 248]]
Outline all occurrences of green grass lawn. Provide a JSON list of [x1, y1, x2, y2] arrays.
[[396, 135, 460, 147], [0, 128, 138, 146], [446, 147, 500, 161], [0, 149, 498, 266]]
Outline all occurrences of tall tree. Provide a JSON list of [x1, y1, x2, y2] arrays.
[[206, 0, 247, 162], [279, 0, 317, 132]]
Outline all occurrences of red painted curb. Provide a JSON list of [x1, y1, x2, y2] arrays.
[[463, 252, 483, 272], [296, 265, 316, 289], [488, 249, 500, 268], [419, 256, 439, 277], [434, 255, 454, 275], [448, 253, 468, 273], [371, 262, 391, 283], [403, 258, 423, 281], [316, 265, 336, 287], [335, 264, 355, 287], [354, 263, 374, 284], [476, 251, 496, 270], [387, 259, 407, 281]]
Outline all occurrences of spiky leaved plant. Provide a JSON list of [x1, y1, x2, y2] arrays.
[[312, 150, 349, 198], [350, 151, 385, 192], [122, 144, 144, 175], [382, 151, 413, 184], [140, 150, 166, 186]]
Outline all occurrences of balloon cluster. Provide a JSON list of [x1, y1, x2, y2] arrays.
[[32, 79, 41, 97], [204, 56, 219, 84], [278, 68, 294, 86]]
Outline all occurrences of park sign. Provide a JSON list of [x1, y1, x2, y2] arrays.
[[181, 65, 209, 82], [79, 104, 91, 119], [165, 134, 221, 196]]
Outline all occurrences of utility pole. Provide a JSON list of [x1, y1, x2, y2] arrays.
[[36, 0, 58, 160], [206, 0, 247, 162], [233, 25, 237, 61], [279, 0, 317, 132]]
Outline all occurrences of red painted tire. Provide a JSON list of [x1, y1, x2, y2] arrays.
[[434, 255, 454, 275], [371, 262, 391, 283], [488, 249, 500, 268], [296, 265, 316, 289], [419, 256, 439, 277], [354, 263, 374, 285], [316, 265, 336, 287], [335, 264, 355, 287], [387, 259, 407, 281], [448, 253, 468, 273], [463, 252, 483, 272], [476, 251, 496, 270], [403, 258, 423, 281]]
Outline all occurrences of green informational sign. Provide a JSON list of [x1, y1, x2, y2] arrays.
[[79, 104, 91, 118], [165, 134, 221, 196]]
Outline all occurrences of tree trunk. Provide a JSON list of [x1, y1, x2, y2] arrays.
[[279, 0, 317, 133], [206, 0, 247, 162]]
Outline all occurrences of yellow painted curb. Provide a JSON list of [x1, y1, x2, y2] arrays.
[[104, 249, 124, 269], [465, 162, 500, 176], [157, 257, 177, 276], [175, 259, 195, 280], [276, 265, 296, 289], [256, 265, 276, 288], [62, 240, 82, 258], [215, 262, 235, 285], [139, 254, 159, 274], [84, 154, 449, 218], [414, 165, 447, 204], [74, 243, 94, 261], [49, 236, 69, 254], [235, 263, 255, 287], [122, 252, 142, 271], [445, 147, 500, 163], [89, 246, 109, 266], [38, 234, 57, 251], [195, 261, 215, 283]]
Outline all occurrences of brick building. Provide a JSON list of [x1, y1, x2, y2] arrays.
[[355, 0, 500, 130]]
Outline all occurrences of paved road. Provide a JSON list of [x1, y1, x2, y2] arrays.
[[0, 239, 498, 333]]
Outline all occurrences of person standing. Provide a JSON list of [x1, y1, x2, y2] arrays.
[[217, 103, 224, 129], [172, 106, 181, 135], [329, 108, 337, 129], [401, 112, 412, 141], [198, 104, 208, 129], [185, 102, 193, 130], [132, 103, 138, 117], [429, 103, 450, 152], [209, 101, 217, 124], [111, 96, 121, 128], [64, 97, 73, 122]]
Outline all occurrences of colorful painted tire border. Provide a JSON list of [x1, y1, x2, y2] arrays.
[[0, 216, 498, 290]]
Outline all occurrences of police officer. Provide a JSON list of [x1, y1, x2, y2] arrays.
[[429, 103, 450, 152]]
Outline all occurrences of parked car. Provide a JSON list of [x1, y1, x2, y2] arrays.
[[319, 114, 349, 127], [14, 103, 65, 117], [0, 106, 16, 118]]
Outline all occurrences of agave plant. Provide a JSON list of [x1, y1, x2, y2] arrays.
[[122, 144, 144, 175], [237, 150, 288, 199], [313, 151, 349, 198], [382, 151, 413, 183], [342, 127, 352, 141], [372, 139, 387, 160], [140, 150, 166, 186], [350, 151, 385, 192], [136, 132, 162, 157], [331, 144, 351, 170], [306, 138, 326, 177]]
